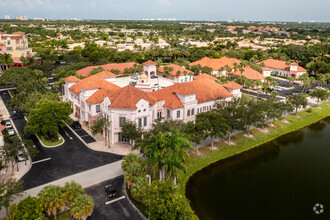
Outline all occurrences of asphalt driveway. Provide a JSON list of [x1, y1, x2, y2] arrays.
[[85, 176, 142, 220], [0, 90, 123, 190]]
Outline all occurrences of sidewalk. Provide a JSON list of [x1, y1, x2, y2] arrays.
[[69, 114, 139, 156], [0, 96, 32, 182], [0, 160, 123, 219]]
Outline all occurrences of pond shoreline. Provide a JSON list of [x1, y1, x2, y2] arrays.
[[179, 102, 330, 220]]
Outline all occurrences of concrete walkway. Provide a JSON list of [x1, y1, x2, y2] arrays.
[[0, 160, 123, 218]]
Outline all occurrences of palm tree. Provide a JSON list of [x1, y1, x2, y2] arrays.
[[70, 194, 95, 220], [255, 80, 263, 98], [288, 77, 295, 87], [317, 74, 326, 87], [63, 181, 84, 207], [38, 185, 66, 218], [164, 129, 192, 184], [144, 132, 168, 181]]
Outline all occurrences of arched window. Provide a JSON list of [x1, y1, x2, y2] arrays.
[[187, 109, 190, 116]]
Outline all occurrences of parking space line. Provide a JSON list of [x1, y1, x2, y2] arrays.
[[32, 157, 51, 164], [105, 196, 126, 205], [80, 134, 90, 138]]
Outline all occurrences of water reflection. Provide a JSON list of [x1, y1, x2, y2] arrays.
[[186, 117, 330, 220]]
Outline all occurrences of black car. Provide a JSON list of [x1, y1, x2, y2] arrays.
[[129, 81, 137, 86], [71, 121, 82, 129], [105, 185, 117, 198], [151, 75, 158, 79]]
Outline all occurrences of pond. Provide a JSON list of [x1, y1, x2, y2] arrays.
[[186, 117, 330, 219]]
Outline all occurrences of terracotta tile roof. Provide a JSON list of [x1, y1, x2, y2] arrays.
[[0, 124, 5, 131], [150, 79, 232, 109], [107, 85, 156, 109], [63, 76, 80, 82], [157, 64, 193, 76], [262, 67, 271, 71], [223, 81, 243, 89], [193, 73, 216, 81], [86, 85, 120, 104], [143, 60, 157, 65], [258, 59, 306, 72], [76, 62, 137, 77], [229, 67, 266, 80], [69, 75, 117, 95], [12, 57, 22, 63], [93, 71, 117, 79], [189, 56, 241, 71]]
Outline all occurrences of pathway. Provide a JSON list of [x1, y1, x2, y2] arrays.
[[0, 160, 123, 218]]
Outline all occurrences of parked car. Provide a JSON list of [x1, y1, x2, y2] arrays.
[[16, 150, 26, 162], [315, 86, 325, 90], [262, 88, 273, 93], [292, 92, 300, 95], [5, 121, 12, 129], [151, 75, 158, 79], [71, 121, 82, 129], [306, 89, 314, 94], [8, 129, 15, 136], [131, 74, 138, 80], [105, 185, 117, 198], [273, 87, 282, 91], [129, 81, 137, 86], [152, 84, 159, 88]]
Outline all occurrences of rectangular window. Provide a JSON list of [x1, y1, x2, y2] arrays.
[[197, 108, 199, 114], [138, 118, 142, 127], [119, 117, 126, 127], [157, 111, 162, 119], [144, 109, 146, 112], [177, 110, 180, 118], [138, 110, 141, 113], [144, 117, 147, 126], [187, 109, 190, 116], [96, 105, 100, 113], [192, 108, 195, 115], [167, 109, 170, 117], [88, 104, 91, 112]]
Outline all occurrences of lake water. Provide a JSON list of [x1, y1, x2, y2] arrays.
[[186, 117, 330, 220]]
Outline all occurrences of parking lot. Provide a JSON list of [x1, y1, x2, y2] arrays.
[[85, 176, 142, 220], [69, 119, 96, 144], [113, 75, 174, 89]]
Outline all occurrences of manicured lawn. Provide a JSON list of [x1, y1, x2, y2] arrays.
[[39, 134, 64, 147], [178, 102, 330, 218]]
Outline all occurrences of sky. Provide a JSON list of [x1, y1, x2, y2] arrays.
[[0, 0, 329, 22]]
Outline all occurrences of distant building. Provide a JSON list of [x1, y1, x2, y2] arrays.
[[0, 32, 34, 67], [15, 16, 28, 20], [189, 56, 241, 77], [76, 62, 138, 77], [4, 15, 10, 19], [158, 64, 193, 83], [258, 59, 306, 78], [33, 17, 45, 21]]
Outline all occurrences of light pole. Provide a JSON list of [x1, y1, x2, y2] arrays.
[[146, 174, 151, 219]]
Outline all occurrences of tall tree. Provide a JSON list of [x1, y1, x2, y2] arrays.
[[25, 99, 71, 141], [0, 178, 24, 215], [38, 185, 66, 218], [286, 94, 308, 115], [196, 111, 229, 149], [121, 120, 143, 146], [70, 194, 95, 220], [7, 196, 45, 220], [310, 89, 329, 106]]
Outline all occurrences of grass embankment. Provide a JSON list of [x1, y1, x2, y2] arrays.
[[39, 134, 64, 147], [178, 102, 330, 218]]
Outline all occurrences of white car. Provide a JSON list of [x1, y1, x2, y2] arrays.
[[315, 86, 325, 90], [152, 84, 159, 88], [5, 121, 12, 129], [17, 150, 26, 162], [8, 128, 15, 136], [273, 87, 282, 91]]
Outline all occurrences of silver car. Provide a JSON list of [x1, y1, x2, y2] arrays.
[[17, 150, 26, 162], [5, 121, 12, 129]]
